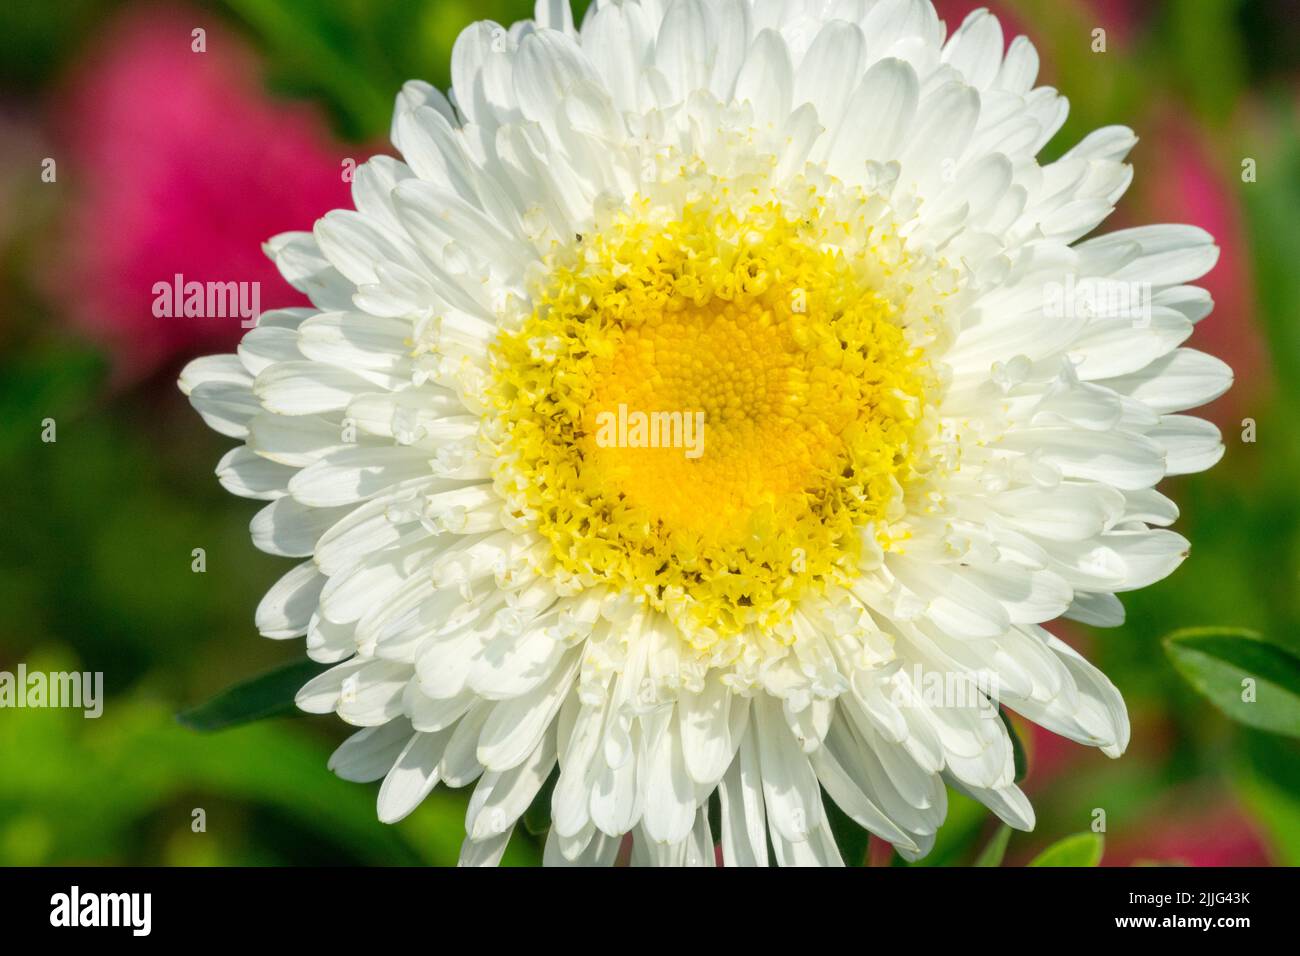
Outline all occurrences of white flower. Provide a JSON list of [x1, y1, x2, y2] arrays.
[[181, 0, 1232, 867]]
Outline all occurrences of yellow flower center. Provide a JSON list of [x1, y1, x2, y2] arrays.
[[488, 191, 934, 649]]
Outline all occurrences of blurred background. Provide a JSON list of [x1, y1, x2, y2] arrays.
[[0, 0, 1297, 866]]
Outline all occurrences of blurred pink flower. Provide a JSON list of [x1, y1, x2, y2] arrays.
[[1133, 112, 1266, 422], [933, 0, 1139, 48], [932, 1, 1031, 46], [49, 6, 355, 379], [1104, 798, 1272, 866], [1079, 0, 1140, 43]]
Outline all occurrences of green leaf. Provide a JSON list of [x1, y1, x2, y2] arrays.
[[973, 825, 1011, 867], [1164, 627, 1300, 738], [1028, 832, 1104, 867], [999, 708, 1029, 781], [178, 659, 329, 732]]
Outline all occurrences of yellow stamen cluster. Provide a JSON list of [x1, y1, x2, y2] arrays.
[[488, 192, 933, 649]]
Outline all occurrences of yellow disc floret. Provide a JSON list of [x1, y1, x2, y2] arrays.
[[488, 187, 935, 650]]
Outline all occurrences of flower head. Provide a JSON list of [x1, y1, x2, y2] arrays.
[[183, 0, 1231, 866]]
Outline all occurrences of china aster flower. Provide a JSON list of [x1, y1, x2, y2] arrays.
[[181, 0, 1231, 866]]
